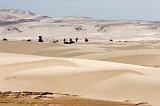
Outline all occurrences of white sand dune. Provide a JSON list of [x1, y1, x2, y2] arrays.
[[74, 49, 160, 66], [0, 52, 160, 105], [1, 40, 160, 67], [0, 40, 64, 54], [31, 42, 160, 67]]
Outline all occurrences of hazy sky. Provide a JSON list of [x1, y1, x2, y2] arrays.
[[0, 0, 160, 21]]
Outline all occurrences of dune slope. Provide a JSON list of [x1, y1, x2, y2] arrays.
[[0, 53, 160, 105]]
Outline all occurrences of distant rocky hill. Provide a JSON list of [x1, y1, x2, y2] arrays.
[[0, 9, 160, 41]]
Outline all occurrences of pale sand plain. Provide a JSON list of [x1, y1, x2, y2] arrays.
[[0, 40, 160, 106]]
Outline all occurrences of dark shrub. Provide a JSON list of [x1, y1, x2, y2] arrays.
[[27, 39, 31, 42], [41, 92, 53, 95], [64, 41, 69, 44], [75, 38, 78, 42], [85, 38, 89, 42], [69, 41, 75, 44], [38, 36, 43, 42], [3, 38, 7, 41], [69, 38, 75, 44]]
